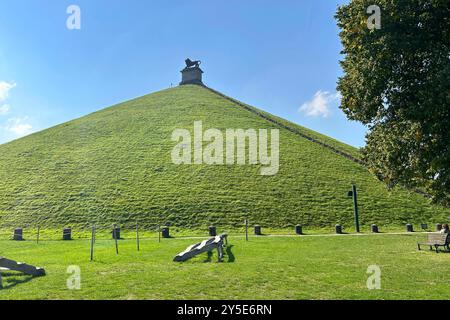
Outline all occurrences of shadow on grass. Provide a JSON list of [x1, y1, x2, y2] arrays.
[[421, 250, 450, 254], [0, 271, 34, 290], [226, 245, 235, 263], [201, 245, 235, 263]]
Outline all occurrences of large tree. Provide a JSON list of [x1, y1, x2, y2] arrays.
[[336, 0, 450, 206]]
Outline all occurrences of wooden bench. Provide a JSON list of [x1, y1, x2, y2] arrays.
[[417, 233, 450, 253]]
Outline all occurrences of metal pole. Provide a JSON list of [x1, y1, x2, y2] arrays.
[[90, 225, 95, 261], [245, 219, 249, 241], [352, 184, 360, 233], [36, 226, 40, 244], [136, 221, 140, 252], [114, 224, 119, 255], [158, 225, 161, 243]]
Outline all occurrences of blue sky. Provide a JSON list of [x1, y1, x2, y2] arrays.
[[0, 0, 367, 147]]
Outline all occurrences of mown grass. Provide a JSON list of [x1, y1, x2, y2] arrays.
[[0, 84, 448, 229], [1, 234, 449, 300]]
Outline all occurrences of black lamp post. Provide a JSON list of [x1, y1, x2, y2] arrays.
[[347, 184, 360, 233]]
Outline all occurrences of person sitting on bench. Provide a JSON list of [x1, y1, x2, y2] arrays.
[[440, 224, 450, 234]]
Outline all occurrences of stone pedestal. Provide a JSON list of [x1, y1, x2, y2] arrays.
[[209, 226, 216, 237], [254, 225, 262, 235], [295, 225, 303, 235], [371, 224, 379, 233], [335, 224, 342, 234], [180, 67, 204, 85]]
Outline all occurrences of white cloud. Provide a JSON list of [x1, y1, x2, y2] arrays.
[[0, 104, 10, 115], [0, 82, 33, 141], [0, 81, 15, 117], [4, 117, 33, 137], [0, 81, 16, 102], [299, 90, 341, 118]]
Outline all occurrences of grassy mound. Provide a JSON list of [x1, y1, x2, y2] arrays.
[[0, 85, 448, 228]]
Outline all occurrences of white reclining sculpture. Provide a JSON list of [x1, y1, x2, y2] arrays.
[[173, 234, 228, 262]]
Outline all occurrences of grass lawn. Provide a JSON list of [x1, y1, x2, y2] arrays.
[[0, 233, 449, 300]]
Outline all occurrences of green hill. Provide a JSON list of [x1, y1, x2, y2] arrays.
[[0, 84, 448, 229]]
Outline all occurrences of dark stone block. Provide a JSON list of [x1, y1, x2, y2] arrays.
[[295, 225, 303, 235], [209, 226, 216, 237], [180, 66, 204, 86], [406, 224, 414, 232], [254, 225, 262, 235], [112, 227, 121, 239], [161, 226, 170, 238], [335, 224, 342, 234], [371, 224, 379, 233], [13, 228, 23, 241], [63, 228, 72, 240]]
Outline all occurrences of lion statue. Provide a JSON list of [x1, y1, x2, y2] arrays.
[[185, 58, 201, 68]]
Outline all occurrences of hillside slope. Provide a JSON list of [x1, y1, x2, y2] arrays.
[[0, 85, 448, 229]]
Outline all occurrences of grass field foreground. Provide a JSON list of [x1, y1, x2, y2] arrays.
[[0, 233, 449, 300]]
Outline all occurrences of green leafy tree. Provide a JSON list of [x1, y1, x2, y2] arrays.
[[336, 0, 450, 206]]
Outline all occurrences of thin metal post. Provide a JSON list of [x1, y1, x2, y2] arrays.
[[114, 224, 119, 255], [352, 184, 360, 233], [245, 219, 249, 241], [90, 225, 95, 261], [36, 226, 40, 244], [136, 221, 140, 252]]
